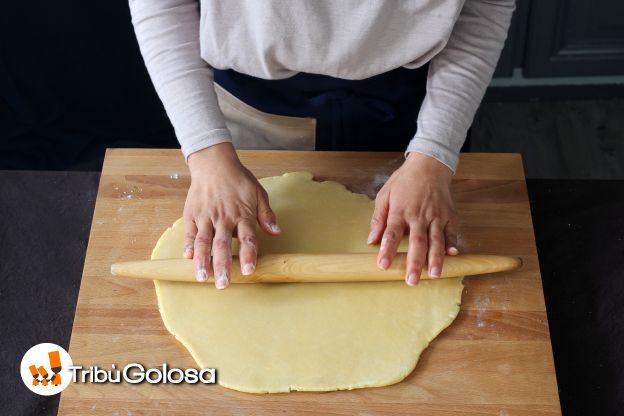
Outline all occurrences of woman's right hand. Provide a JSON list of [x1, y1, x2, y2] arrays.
[[184, 143, 280, 289]]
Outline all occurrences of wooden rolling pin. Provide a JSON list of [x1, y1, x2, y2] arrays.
[[111, 254, 521, 284]]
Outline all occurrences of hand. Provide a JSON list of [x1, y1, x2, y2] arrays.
[[184, 143, 280, 289], [367, 152, 459, 285]]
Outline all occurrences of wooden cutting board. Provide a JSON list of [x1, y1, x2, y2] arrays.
[[58, 149, 561, 415]]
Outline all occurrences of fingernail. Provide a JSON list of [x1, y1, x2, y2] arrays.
[[406, 273, 419, 286], [183, 246, 193, 258], [429, 266, 440, 278], [215, 272, 229, 290], [367, 232, 375, 245], [196, 268, 208, 282], [242, 263, 255, 275], [269, 223, 281, 233], [378, 258, 390, 270], [448, 246, 459, 255]]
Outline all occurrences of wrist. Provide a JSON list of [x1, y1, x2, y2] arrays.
[[188, 143, 240, 173], [404, 152, 453, 180]]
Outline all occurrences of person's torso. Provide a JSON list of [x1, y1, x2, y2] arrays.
[[199, 0, 465, 80]]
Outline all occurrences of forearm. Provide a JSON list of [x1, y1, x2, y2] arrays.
[[406, 0, 515, 172], [129, 0, 231, 161]]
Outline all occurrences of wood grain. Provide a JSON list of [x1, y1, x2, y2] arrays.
[[58, 149, 561, 415]]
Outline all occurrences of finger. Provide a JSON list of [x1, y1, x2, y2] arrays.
[[406, 222, 428, 286], [368, 195, 389, 245], [427, 218, 445, 278], [376, 216, 405, 270], [237, 219, 257, 276], [212, 225, 233, 289], [256, 188, 280, 235], [183, 218, 198, 259], [444, 218, 459, 255], [193, 221, 214, 283]]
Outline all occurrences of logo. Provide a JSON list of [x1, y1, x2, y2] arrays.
[[20, 343, 73, 396], [20, 343, 216, 393]]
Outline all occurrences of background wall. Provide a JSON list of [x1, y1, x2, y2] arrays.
[[0, 1, 177, 170]]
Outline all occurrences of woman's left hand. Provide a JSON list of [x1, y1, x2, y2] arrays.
[[368, 152, 459, 285]]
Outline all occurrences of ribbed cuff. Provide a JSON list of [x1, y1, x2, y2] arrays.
[[180, 128, 233, 163], [404, 136, 460, 174]]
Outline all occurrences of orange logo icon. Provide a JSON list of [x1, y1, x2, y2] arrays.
[[20, 343, 73, 395], [28, 351, 63, 387]]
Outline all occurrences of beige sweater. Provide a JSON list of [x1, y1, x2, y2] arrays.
[[129, 0, 514, 172]]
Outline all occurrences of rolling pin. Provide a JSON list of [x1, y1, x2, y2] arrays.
[[110, 253, 521, 284]]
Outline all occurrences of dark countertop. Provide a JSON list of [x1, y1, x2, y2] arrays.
[[0, 171, 622, 416], [0, 171, 99, 415], [527, 180, 624, 416]]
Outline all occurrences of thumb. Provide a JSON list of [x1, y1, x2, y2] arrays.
[[257, 189, 280, 235]]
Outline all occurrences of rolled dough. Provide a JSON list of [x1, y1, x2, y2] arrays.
[[152, 172, 463, 393]]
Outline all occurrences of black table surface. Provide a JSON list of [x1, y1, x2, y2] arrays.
[[0, 171, 622, 416]]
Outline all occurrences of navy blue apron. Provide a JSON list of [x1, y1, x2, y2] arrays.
[[214, 65, 470, 152]]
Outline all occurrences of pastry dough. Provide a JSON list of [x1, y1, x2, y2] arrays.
[[152, 172, 463, 393]]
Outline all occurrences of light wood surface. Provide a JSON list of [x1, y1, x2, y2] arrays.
[[111, 254, 523, 283], [59, 149, 561, 415]]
